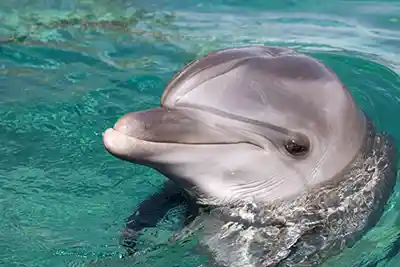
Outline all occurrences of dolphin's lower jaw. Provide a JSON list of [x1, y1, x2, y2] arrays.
[[103, 128, 143, 162], [194, 125, 397, 267], [103, 128, 128, 153]]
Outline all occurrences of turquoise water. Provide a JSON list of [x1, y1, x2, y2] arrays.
[[0, 1, 400, 266]]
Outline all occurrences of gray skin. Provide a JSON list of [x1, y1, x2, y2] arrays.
[[102, 46, 397, 266]]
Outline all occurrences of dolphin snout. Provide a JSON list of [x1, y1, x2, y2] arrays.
[[102, 127, 138, 161], [109, 107, 237, 145], [102, 109, 169, 161]]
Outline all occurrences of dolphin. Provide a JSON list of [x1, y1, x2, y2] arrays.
[[102, 46, 397, 266]]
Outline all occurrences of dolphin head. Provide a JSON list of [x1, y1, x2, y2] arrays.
[[103, 46, 367, 205]]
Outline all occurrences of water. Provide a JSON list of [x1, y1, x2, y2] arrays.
[[0, 0, 399, 266]]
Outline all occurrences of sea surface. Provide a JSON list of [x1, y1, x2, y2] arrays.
[[0, 1, 400, 266]]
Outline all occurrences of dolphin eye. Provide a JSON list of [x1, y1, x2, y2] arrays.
[[284, 139, 310, 157]]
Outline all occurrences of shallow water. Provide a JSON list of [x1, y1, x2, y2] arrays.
[[0, 1, 400, 266]]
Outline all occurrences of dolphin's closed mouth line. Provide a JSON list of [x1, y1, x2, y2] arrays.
[[109, 127, 254, 147]]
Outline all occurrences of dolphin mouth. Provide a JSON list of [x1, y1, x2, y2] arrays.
[[102, 125, 252, 165], [104, 107, 245, 145], [102, 108, 247, 162]]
